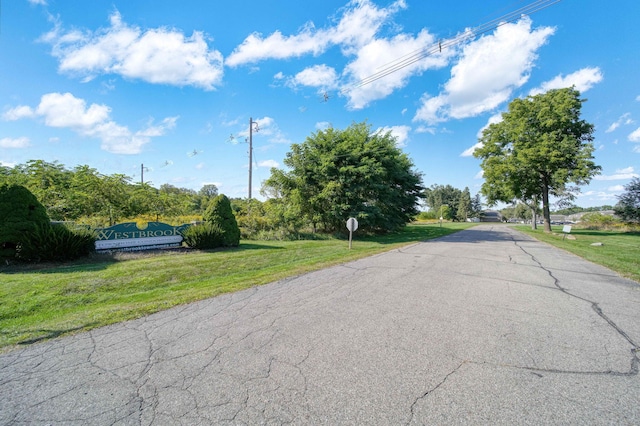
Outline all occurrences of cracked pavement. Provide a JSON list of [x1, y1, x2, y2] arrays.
[[1, 225, 639, 424]]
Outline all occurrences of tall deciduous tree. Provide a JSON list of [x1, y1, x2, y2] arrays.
[[614, 177, 640, 222], [457, 187, 472, 222], [474, 88, 600, 232], [424, 184, 461, 220], [199, 184, 219, 198], [263, 122, 424, 233]]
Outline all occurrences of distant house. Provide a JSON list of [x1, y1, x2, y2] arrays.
[[550, 214, 567, 224], [481, 210, 502, 222]]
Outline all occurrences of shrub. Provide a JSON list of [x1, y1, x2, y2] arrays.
[[204, 194, 240, 247], [181, 223, 224, 250], [0, 184, 51, 259], [415, 211, 437, 221], [578, 212, 619, 230], [16, 224, 96, 262]]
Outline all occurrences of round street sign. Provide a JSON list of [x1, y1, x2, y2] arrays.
[[346, 217, 359, 232]]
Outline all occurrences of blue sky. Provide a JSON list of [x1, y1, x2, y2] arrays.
[[1, 0, 639, 208]]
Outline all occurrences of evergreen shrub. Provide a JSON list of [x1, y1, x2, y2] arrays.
[[204, 194, 240, 247], [0, 184, 51, 259], [182, 222, 224, 249], [17, 224, 96, 262]]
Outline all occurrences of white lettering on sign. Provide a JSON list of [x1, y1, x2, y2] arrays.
[[95, 235, 183, 251]]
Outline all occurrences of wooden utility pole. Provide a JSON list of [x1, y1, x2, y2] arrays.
[[248, 118, 259, 199]]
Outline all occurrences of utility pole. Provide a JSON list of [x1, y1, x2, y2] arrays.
[[248, 117, 259, 199], [141, 163, 144, 184]]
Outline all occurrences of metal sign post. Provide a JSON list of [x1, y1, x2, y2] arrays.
[[346, 217, 358, 249]]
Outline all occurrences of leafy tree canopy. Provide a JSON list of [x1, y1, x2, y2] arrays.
[[198, 184, 219, 198], [262, 122, 424, 233], [0, 160, 216, 223], [423, 185, 482, 221], [614, 177, 640, 222], [474, 87, 600, 232]]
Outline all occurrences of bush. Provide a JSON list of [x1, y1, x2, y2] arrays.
[[204, 194, 240, 247], [181, 223, 225, 250], [577, 212, 620, 230], [16, 223, 96, 262], [415, 211, 437, 221], [0, 183, 51, 259]]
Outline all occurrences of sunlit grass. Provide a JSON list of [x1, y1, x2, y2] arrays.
[[515, 225, 640, 283], [0, 223, 474, 350]]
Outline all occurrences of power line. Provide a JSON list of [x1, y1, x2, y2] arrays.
[[342, 0, 562, 92]]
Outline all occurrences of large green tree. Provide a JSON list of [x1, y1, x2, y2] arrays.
[[263, 122, 424, 233], [614, 177, 640, 222], [474, 88, 600, 232], [457, 187, 472, 222], [424, 184, 462, 220]]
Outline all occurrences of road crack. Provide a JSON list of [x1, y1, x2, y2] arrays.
[[407, 361, 467, 425], [510, 232, 639, 377]]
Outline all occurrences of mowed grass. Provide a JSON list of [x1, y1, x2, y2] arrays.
[[0, 223, 474, 350], [515, 225, 640, 283]]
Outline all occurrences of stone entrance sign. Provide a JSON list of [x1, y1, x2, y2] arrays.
[[95, 222, 191, 251]]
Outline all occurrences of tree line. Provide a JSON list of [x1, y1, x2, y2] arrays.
[[8, 86, 631, 243], [1, 123, 434, 238], [0, 160, 219, 225], [422, 184, 483, 221]]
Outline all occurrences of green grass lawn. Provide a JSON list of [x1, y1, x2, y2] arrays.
[[515, 225, 640, 283], [0, 223, 474, 350]]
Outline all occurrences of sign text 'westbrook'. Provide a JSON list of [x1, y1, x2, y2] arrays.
[[94, 222, 191, 251]]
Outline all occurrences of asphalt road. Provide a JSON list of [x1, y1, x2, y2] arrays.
[[1, 225, 639, 425]]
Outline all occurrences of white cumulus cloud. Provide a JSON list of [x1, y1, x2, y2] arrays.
[[236, 116, 289, 144], [36, 92, 110, 128], [460, 143, 482, 158], [2, 105, 35, 121], [258, 159, 280, 169], [226, 0, 406, 66], [414, 17, 554, 125], [0, 137, 30, 148], [606, 112, 634, 133], [460, 113, 503, 157], [227, 0, 446, 109], [375, 125, 411, 147], [5, 92, 177, 154], [289, 64, 338, 90], [41, 11, 223, 90], [594, 167, 638, 181], [529, 67, 603, 96], [344, 30, 451, 110]]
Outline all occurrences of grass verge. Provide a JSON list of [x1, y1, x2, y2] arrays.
[[0, 223, 474, 350], [515, 225, 640, 283]]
